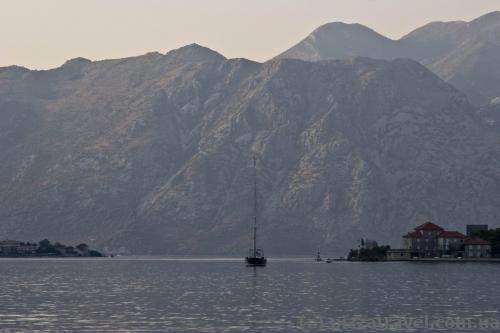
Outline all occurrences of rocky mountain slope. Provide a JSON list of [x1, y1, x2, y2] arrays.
[[1, 44, 500, 254], [478, 99, 500, 129], [277, 11, 500, 106]]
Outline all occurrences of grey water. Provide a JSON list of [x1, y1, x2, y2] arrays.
[[1, 258, 500, 332]]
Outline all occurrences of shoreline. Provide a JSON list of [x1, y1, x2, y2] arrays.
[[2, 255, 500, 263], [387, 257, 500, 263]]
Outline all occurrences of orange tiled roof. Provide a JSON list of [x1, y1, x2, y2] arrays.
[[414, 222, 444, 231], [464, 238, 491, 246], [438, 231, 467, 239]]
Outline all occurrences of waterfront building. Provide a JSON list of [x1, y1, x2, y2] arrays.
[[0, 239, 101, 257], [402, 222, 444, 257], [437, 231, 466, 253], [386, 249, 415, 260], [17, 242, 37, 255], [463, 238, 491, 258], [0, 240, 37, 255], [387, 222, 492, 260], [0, 240, 21, 255]]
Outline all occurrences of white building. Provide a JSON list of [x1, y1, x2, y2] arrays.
[[464, 238, 491, 258], [0, 240, 37, 255]]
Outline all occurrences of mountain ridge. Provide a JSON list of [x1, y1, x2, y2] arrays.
[[1, 48, 499, 254], [277, 11, 500, 106]]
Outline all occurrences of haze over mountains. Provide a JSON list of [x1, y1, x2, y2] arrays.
[[278, 11, 500, 106], [1, 12, 500, 254]]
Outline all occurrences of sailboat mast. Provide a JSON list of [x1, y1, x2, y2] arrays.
[[253, 156, 257, 257]]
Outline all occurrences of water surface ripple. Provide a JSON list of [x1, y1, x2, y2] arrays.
[[1, 257, 499, 332]]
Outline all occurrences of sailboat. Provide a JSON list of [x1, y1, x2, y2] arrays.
[[245, 156, 267, 267]]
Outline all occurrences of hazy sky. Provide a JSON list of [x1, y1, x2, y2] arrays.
[[2, 0, 500, 69]]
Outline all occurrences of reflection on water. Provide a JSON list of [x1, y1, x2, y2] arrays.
[[0, 258, 500, 332]]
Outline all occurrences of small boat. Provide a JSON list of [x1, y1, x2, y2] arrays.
[[245, 156, 267, 267], [315, 249, 323, 262], [246, 248, 267, 266], [325, 258, 332, 263]]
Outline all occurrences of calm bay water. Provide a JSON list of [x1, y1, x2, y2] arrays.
[[1, 257, 500, 332]]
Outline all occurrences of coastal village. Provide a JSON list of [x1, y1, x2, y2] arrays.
[[0, 239, 103, 257], [2, 222, 497, 261], [349, 222, 498, 261]]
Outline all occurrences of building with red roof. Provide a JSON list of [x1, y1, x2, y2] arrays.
[[414, 222, 444, 231], [402, 222, 444, 257], [437, 231, 466, 253], [463, 238, 491, 258], [389, 222, 491, 259]]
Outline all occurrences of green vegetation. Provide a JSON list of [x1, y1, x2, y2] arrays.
[[0, 238, 104, 257], [37, 239, 58, 255], [472, 228, 500, 256], [89, 250, 103, 257], [348, 245, 391, 261]]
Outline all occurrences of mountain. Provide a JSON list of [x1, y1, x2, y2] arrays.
[[276, 22, 399, 61], [478, 99, 500, 129], [1, 45, 500, 254], [277, 11, 500, 106]]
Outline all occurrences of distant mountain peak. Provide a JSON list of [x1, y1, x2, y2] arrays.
[[474, 10, 500, 21], [0, 65, 30, 73], [62, 57, 92, 67], [276, 11, 500, 105], [276, 21, 395, 62], [470, 11, 500, 29], [312, 21, 389, 38], [164, 43, 226, 64], [313, 21, 362, 31]]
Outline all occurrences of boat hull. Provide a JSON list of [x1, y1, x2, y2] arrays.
[[245, 256, 267, 266]]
